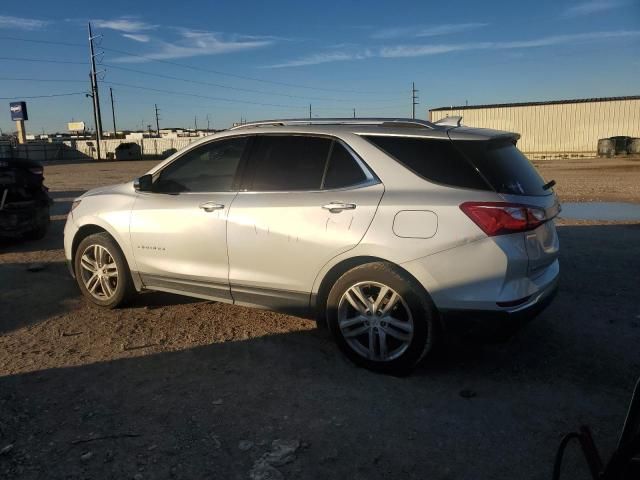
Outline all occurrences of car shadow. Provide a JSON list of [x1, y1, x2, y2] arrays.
[[0, 258, 206, 335], [0, 318, 636, 480]]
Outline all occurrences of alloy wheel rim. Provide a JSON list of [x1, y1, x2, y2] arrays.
[[79, 244, 118, 300], [337, 281, 414, 362]]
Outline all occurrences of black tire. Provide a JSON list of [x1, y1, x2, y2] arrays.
[[74, 232, 135, 308], [23, 206, 50, 240], [326, 261, 438, 374]]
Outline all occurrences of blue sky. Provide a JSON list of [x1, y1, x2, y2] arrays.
[[0, 0, 638, 133]]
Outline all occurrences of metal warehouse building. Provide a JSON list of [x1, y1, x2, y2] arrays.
[[429, 96, 640, 158]]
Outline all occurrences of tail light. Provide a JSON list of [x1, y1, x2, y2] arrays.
[[460, 202, 547, 236]]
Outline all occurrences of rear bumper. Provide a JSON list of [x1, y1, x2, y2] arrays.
[[439, 277, 558, 342]]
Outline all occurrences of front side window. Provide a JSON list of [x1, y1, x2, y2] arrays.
[[243, 135, 332, 191], [153, 137, 247, 193]]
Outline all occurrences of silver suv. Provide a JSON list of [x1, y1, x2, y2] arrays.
[[64, 118, 560, 373]]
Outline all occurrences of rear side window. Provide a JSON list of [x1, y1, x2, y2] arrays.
[[153, 137, 247, 193], [363, 135, 489, 191], [454, 141, 549, 196], [244, 136, 331, 191], [323, 143, 368, 189]]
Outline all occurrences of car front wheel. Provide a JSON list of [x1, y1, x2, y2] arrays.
[[326, 262, 437, 374], [74, 232, 134, 308]]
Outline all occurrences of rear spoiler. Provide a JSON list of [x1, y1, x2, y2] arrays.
[[448, 126, 520, 143], [434, 116, 463, 127]]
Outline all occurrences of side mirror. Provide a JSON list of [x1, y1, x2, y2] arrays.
[[134, 174, 153, 192]]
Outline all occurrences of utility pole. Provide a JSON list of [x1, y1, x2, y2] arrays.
[[87, 72, 100, 154], [412, 82, 419, 119], [154, 104, 160, 136], [88, 22, 103, 160], [109, 87, 117, 137], [353, 108, 356, 118], [194, 116, 197, 131], [309, 104, 312, 119], [206, 114, 210, 131]]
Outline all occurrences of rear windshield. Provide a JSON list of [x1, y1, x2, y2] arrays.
[[362, 135, 490, 191], [454, 140, 549, 196]]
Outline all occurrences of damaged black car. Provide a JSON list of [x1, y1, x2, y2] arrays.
[[0, 158, 52, 240]]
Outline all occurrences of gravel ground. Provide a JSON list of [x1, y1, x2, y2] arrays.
[[533, 155, 640, 203], [1, 158, 639, 479]]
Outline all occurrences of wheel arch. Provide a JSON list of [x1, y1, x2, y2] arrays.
[[71, 223, 143, 291], [313, 255, 438, 328], [71, 224, 109, 264]]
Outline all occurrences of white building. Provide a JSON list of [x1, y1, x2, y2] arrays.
[[429, 95, 640, 158]]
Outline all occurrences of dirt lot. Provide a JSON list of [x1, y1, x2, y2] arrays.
[[1, 158, 639, 479], [533, 155, 640, 203]]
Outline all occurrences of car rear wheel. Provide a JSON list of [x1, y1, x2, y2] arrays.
[[326, 262, 437, 374], [74, 232, 135, 308]]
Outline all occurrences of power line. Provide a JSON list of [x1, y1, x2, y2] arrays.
[[0, 34, 402, 97], [0, 92, 87, 100], [0, 56, 87, 65], [102, 80, 306, 109], [102, 63, 392, 103], [0, 76, 87, 82], [0, 35, 85, 48], [0, 56, 403, 104], [101, 46, 394, 96]]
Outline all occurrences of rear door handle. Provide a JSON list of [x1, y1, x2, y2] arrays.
[[199, 202, 225, 212], [322, 202, 357, 213]]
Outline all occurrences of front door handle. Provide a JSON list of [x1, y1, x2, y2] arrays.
[[199, 202, 225, 212], [322, 202, 357, 213]]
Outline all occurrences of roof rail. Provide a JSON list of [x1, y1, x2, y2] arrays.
[[229, 117, 436, 131]]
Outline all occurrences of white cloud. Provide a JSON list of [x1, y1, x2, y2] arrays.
[[93, 17, 158, 33], [114, 29, 274, 62], [0, 15, 49, 30], [563, 0, 628, 17], [266, 30, 640, 67], [379, 43, 486, 58], [122, 33, 151, 43], [267, 51, 373, 68], [372, 23, 488, 40], [382, 30, 640, 57], [89, 18, 275, 61]]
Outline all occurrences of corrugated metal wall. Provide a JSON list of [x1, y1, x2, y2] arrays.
[[430, 99, 640, 156]]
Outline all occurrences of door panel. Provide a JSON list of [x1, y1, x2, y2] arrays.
[[128, 136, 249, 301], [130, 192, 237, 300], [227, 183, 384, 303]]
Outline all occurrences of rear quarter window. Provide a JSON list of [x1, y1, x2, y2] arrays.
[[362, 135, 490, 191]]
